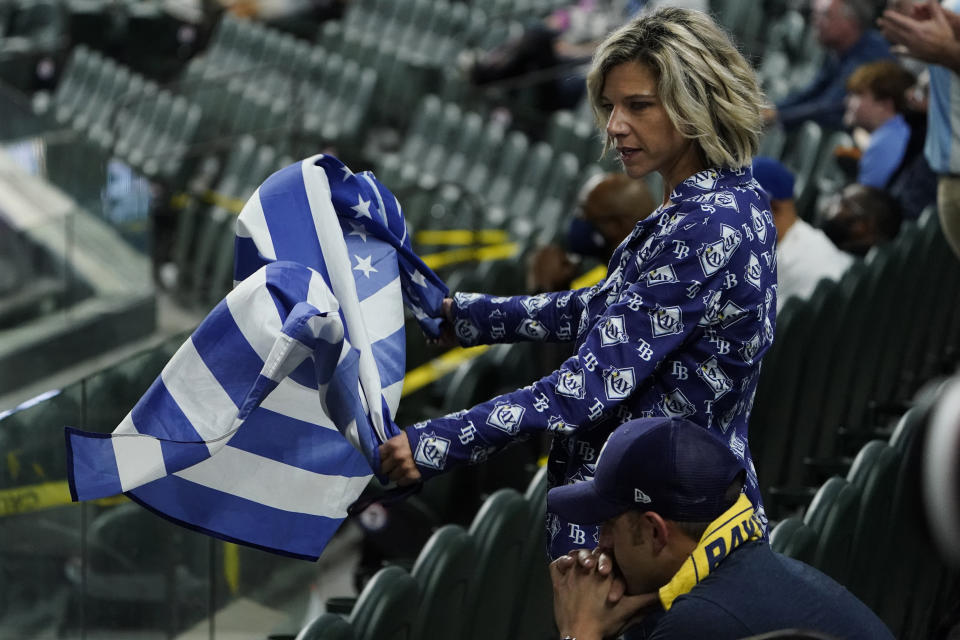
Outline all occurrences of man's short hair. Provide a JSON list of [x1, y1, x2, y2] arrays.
[[847, 60, 916, 114]]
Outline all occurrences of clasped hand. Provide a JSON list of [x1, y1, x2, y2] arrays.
[[550, 548, 659, 640]]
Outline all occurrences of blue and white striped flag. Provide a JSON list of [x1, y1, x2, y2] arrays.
[[65, 154, 448, 560]]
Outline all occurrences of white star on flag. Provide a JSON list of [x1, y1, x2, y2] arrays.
[[348, 222, 368, 242], [353, 255, 377, 278], [410, 270, 427, 287], [341, 166, 353, 181], [351, 195, 372, 219]]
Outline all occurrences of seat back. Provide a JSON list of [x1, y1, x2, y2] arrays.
[[295, 613, 356, 640], [465, 489, 530, 640], [349, 565, 419, 640], [410, 525, 476, 640]]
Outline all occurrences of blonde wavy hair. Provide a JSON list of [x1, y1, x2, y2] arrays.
[[586, 7, 765, 169]]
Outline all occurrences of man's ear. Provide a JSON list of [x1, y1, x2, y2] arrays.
[[642, 512, 670, 555]]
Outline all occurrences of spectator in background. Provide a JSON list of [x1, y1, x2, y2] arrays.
[[879, 0, 960, 258], [844, 60, 916, 187], [527, 172, 656, 293], [767, 0, 892, 131], [752, 157, 854, 311], [547, 417, 895, 640], [821, 182, 903, 255]]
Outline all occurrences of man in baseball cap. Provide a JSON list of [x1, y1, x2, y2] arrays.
[[547, 417, 893, 640]]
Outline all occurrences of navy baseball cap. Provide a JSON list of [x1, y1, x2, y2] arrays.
[[547, 417, 745, 524], [752, 156, 795, 201]]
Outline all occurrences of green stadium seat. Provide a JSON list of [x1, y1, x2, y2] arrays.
[[840, 245, 898, 440], [873, 400, 941, 637], [485, 131, 530, 212], [465, 489, 530, 640], [751, 298, 814, 512], [769, 517, 817, 566], [504, 141, 555, 225], [296, 613, 356, 640], [409, 525, 476, 640], [809, 260, 866, 460], [785, 279, 843, 487], [440, 111, 484, 187], [462, 120, 507, 195], [348, 565, 419, 640], [807, 477, 860, 585], [868, 225, 924, 410], [511, 466, 557, 640], [769, 516, 802, 552], [844, 440, 900, 609]]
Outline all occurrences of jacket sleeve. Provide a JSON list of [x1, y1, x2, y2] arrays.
[[405, 219, 734, 477], [449, 286, 596, 346]]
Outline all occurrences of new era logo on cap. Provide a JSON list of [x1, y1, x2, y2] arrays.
[[634, 488, 652, 504]]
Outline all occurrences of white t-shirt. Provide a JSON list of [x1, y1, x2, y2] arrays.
[[776, 218, 854, 311]]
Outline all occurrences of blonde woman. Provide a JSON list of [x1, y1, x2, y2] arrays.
[[382, 7, 777, 560]]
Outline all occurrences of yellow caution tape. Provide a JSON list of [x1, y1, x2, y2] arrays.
[[420, 243, 519, 270], [0, 481, 127, 516], [414, 229, 510, 246], [401, 345, 490, 396], [571, 264, 607, 289], [169, 189, 245, 214], [224, 543, 240, 595]]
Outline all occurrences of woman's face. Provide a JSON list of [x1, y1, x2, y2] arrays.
[[599, 61, 700, 190]]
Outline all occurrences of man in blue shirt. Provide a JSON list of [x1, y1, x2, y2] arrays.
[[547, 417, 895, 640], [770, 0, 892, 131]]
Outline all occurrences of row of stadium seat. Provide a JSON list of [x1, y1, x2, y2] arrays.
[[317, 0, 501, 127], [33, 45, 201, 194], [750, 206, 960, 517], [179, 14, 377, 160], [770, 382, 955, 639], [296, 466, 556, 640], [301, 374, 958, 640], [378, 95, 583, 250]]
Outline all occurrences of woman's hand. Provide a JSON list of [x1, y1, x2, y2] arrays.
[[428, 297, 458, 348], [378, 432, 422, 485]]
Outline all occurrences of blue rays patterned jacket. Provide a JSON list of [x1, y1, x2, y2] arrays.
[[405, 166, 778, 558]]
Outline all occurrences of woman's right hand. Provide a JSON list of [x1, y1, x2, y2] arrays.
[[429, 297, 457, 347]]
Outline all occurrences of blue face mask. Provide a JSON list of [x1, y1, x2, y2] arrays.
[[566, 217, 609, 259]]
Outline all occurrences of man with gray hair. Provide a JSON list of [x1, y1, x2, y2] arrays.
[[767, 0, 892, 130]]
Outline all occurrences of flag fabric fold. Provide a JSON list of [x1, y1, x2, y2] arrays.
[[65, 154, 448, 560]]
